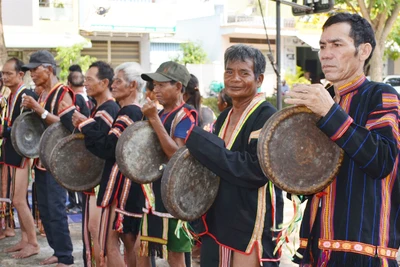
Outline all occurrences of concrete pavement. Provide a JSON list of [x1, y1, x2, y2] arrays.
[[0, 223, 83, 267], [0, 223, 295, 267], [0, 197, 299, 267], [0, 197, 398, 266]]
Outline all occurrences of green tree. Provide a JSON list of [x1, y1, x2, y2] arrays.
[[55, 42, 97, 82], [385, 17, 400, 61], [172, 41, 207, 65], [334, 0, 400, 81]]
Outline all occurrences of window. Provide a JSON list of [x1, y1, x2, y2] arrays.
[[39, 0, 73, 21], [39, 0, 50, 7], [7, 51, 23, 60]]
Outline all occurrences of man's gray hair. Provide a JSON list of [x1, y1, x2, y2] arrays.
[[114, 62, 145, 92]]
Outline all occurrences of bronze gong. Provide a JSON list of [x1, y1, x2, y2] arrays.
[[257, 106, 344, 195], [49, 133, 104, 191], [39, 121, 71, 171], [11, 111, 46, 158], [161, 146, 220, 221], [116, 121, 168, 184]]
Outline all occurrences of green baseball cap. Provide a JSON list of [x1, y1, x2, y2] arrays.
[[141, 61, 191, 87]]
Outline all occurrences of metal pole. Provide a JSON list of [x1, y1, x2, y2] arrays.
[[276, 0, 282, 110]]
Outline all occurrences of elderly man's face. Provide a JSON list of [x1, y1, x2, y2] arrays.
[[223, 59, 262, 102], [153, 81, 181, 107], [29, 65, 51, 87], [319, 22, 368, 86], [111, 70, 134, 102]]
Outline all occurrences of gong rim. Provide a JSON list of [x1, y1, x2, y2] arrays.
[[49, 133, 104, 191], [116, 121, 168, 184], [10, 112, 46, 158], [161, 146, 220, 221], [39, 121, 71, 171], [257, 105, 344, 195]]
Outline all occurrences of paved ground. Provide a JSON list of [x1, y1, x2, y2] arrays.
[[0, 197, 398, 266], [0, 197, 295, 267], [0, 223, 83, 267], [0, 223, 296, 267]]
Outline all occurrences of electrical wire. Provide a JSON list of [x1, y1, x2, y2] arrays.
[[257, 0, 279, 76]]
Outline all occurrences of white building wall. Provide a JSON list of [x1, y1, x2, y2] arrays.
[[175, 14, 225, 64], [283, 36, 299, 76], [3, 0, 87, 50], [149, 42, 182, 72], [140, 34, 151, 72], [394, 60, 400, 75], [156, 1, 299, 96], [173, 13, 227, 94]]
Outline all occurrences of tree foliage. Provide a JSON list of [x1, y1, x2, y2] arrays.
[[172, 41, 207, 65], [385, 17, 400, 61], [55, 42, 97, 82], [333, 0, 400, 81]]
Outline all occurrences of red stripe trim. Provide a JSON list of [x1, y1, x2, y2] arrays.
[[109, 128, 122, 138], [370, 108, 398, 116], [182, 108, 197, 143], [331, 116, 353, 141], [184, 124, 195, 143], [338, 75, 366, 96], [161, 102, 185, 125], [206, 231, 281, 262], [368, 121, 392, 130], [100, 164, 120, 207], [182, 108, 197, 123], [96, 111, 113, 127], [382, 93, 398, 109], [3, 158, 28, 169], [115, 208, 143, 218], [83, 195, 92, 267], [117, 115, 134, 126], [113, 122, 125, 130], [58, 105, 75, 117], [57, 89, 68, 114], [78, 118, 96, 132], [318, 238, 398, 260], [42, 83, 63, 104]]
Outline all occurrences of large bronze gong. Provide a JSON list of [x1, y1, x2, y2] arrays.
[[116, 121, 168, 184], [257, 106, 344, 195], [161, 146, 220, 221], [49, 133, 104, 191], [11, 112, 46, 158], [39, 122, 71, 171]]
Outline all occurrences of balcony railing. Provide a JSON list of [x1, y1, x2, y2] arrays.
[[108, 0, 154, 2], [226, 15, 296, 28]]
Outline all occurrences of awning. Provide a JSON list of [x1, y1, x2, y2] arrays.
[[296, 33, 320, 51], [4, 32, 92, 49]]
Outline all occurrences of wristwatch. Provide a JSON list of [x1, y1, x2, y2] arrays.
[[41, 110, 49, 120]]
